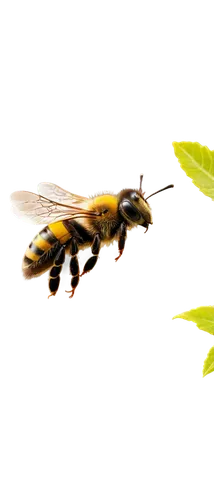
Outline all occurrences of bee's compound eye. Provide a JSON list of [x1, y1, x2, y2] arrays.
[[120, 200, 141, 222]]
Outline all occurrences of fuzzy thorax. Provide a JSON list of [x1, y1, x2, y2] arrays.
[[88, 194, 119, 214], [84, 194, 121, 239]]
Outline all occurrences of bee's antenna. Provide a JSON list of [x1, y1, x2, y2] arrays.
[[139, 174, 143, 192], [146, 183, 176, 200], [138, 174, 146, 198]]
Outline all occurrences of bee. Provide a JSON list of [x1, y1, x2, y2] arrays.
[[11, 176, 174, 298]]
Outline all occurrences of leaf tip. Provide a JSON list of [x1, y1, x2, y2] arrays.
[[168, 314, 176, 321]]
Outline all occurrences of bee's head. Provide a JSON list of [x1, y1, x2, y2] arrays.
[[119, 176, 175, 229], [118, 188, 152, 231]]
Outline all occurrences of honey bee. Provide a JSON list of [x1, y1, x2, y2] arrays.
[[11, 176, 174, 298]]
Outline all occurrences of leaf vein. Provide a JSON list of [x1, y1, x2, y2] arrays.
[[178, 144, 214, 181]]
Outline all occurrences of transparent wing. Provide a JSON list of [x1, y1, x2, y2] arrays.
[[11, 191, 99, 225], [37, 182, 88, 206]]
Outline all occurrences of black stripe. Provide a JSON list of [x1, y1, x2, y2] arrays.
[[29, 242, 44, 256], [23, 255, 34, 266], [38, 242, 60, 264], [68, 220, 93, 244], [40, 226, 58, 245]]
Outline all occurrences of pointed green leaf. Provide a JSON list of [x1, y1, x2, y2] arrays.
[[203, 346, 214, 377], [173, 306, 214, 335], [173, 141, 214, 200]]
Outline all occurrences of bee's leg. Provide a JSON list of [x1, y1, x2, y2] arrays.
[[48, 246, 65, 298], [65, 237, 80, 298], [80, 233, 101, 277], [115, 222, 127, 261]]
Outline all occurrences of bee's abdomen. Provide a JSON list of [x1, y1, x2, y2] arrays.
[[22, 222, 72, 279]]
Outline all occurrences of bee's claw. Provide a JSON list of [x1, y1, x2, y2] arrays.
[[80, 271, 91, 282], [112, 250, 125, 264], [65, 286, 79, 300], [45, 289, 60, 300]]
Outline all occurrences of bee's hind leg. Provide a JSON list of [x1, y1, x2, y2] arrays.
[[62, 236, 80, 300], [48, 245, 65, 298], [80, 233, 101, 277], [65, 236, 80, 300], [66, 233, 101, 298]]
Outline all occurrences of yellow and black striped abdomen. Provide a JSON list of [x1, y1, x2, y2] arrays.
[[24, 221, 72, 263]]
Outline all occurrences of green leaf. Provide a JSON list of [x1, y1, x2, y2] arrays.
[[173, 141, 214, 200], [203, 346, 214, 377], [173, 306, 214, 335]]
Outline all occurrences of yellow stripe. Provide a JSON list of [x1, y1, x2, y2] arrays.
[[33, 234, 52, 251], [59, 233, 72, 244], [48, 221, 71, 244], [25, 248, 40, 261]]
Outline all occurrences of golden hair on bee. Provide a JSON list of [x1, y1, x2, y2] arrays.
[[9, 177, 174, 300], [87, 194, 119, 227]]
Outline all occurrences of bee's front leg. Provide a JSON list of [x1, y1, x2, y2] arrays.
[[48, 245, 65, 298], [80, 233, 101, 277], [115, 222, 127, 261]]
